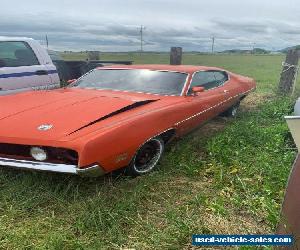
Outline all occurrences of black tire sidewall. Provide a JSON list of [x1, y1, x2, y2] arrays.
[[127, 137, 164, 176]]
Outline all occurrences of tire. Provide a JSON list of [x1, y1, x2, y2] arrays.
[[221, 102, 240, 117], [126, 137, 164, 176]]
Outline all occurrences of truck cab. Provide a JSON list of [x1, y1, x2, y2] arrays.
[[0, 37, 60, 95]]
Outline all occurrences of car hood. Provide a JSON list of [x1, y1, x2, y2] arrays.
[[0, 88, 159, 141]]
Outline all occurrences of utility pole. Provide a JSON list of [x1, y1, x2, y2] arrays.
[[211, 36, 215, 54], [45, 35, 49, 49], [140, 25, 146, 55], [252, 42, 256, 54]]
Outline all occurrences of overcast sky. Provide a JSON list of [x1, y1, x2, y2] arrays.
[[1, 0, 300, 51]]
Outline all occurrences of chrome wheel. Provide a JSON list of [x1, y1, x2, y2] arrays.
[[131, 138, 164, 175]]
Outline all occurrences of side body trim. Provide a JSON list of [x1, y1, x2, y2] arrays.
[[0, 70, 58, 79], [175, 87, 255, 126]]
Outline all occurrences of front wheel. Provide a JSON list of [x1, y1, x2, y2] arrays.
[[126, 137, 164, 176]]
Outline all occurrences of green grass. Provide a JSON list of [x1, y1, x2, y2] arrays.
[[0, 53, 298, 249]]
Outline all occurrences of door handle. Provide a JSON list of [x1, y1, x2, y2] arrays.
[[35, 70, 48, 76], [223, 89, 229, 94]]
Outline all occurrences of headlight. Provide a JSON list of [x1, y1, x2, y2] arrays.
[[30, 147, 48, 161]]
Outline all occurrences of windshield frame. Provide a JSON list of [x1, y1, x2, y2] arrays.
[[70, 68, 190, 97]]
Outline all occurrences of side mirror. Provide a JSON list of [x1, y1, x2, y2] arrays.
[[192, 86, 205, 95], [67, 79, 76, 84]]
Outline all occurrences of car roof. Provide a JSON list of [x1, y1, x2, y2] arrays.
[[0, 36, 34, 42], [99, 64, 224, 74]]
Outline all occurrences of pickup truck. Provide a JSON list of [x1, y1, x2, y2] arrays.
[[0, 37, 60, 95], [0, 37, 133, 95], [48, 50, 133, 82]]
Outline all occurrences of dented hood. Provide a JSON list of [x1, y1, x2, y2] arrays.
[[0, 88, 158, 141]]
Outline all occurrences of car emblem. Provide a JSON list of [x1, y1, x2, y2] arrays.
[[37, 124, 53, 131]]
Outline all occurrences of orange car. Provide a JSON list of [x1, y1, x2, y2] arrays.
[[0, 65, 255, 177]]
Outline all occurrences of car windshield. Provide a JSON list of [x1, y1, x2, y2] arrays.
[[72, 69, 188, 95]]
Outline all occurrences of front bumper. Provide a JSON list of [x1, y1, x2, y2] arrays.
[[0, 157, 105, 177]]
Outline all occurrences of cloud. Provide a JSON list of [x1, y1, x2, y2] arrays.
[[1, 0, 300, 51]]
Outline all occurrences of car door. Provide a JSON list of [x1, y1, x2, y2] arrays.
[[0, 41, 53, 93], [175, 70, 230, 134]]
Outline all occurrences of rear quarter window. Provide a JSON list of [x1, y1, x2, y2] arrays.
[[188, 70, 228, 94], [213, 71, 228, 84]]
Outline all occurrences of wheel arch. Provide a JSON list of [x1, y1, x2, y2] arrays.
[[125, 127, 176, 175], [240, 95, 247, 101], [158, 128, 177, 144], [126, 127, 175, 160], [133, 127, 176, 156]]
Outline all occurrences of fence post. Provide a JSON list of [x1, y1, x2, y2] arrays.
[[278, 49, 299, 94], [170, 47, 182, 65], [87, 51, 100, 61]]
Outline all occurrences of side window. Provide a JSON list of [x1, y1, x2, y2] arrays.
[[0, 41, 39, 67], [214, 71, 228, 85], [188, 71, 228, 95]]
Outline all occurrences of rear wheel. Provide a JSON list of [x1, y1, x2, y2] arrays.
[[126, 137, 164, 176], [221, 102, 240, 117]]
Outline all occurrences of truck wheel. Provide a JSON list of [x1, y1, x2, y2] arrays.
[[126, 137, 164, 176]]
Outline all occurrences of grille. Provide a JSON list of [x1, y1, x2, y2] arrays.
[[0, 143, 78, 165]]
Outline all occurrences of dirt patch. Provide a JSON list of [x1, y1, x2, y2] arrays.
[[184, 212, 271, 249], [240, 92, 274, 112], [193, 117, 228, 138], [201, 212, 270, 235]]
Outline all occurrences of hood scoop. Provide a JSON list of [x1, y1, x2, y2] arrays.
[[68, 99, 157, 135]]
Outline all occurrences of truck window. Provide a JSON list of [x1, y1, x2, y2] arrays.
[[0, 41, 39, 67]]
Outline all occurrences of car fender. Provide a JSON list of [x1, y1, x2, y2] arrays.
[[77, 109, 177, 171]]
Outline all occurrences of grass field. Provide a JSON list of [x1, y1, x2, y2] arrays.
[[1, 53, 298, 249]]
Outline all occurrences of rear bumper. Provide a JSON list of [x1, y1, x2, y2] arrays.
[[0, 157, 105, 177]]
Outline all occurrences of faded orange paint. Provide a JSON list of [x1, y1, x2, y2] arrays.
[[0, 65, 256, 173]]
